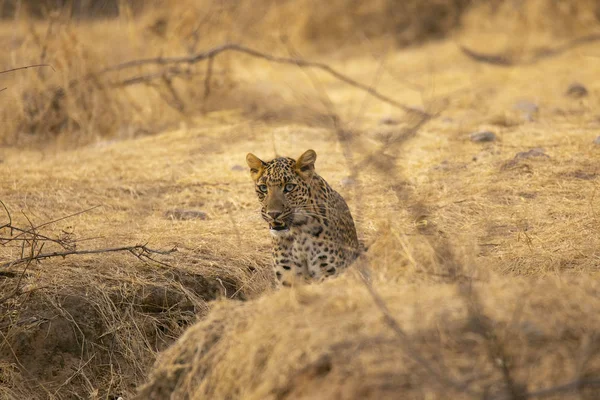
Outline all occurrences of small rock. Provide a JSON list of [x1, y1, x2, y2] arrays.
[[340, 177, 356, 187], [565, 82, 588, 98], [472, 148, 500, 162], [566, 170, 597, 180], [164, 209, 208, 221], [518, 320, 546, 342], [487, 114, 521, 127], [594, 136, 600, 145], [518, 192, 537, 199], [514, 147, 549, 160], [433, 160, 450, 170], [514, 100, 539, 122], [379, 117, 400, 125], [230, 164, 244, 171], [502, 148, 549, 170], [514, 100, 539, 114], [470, 131, 496, 143]]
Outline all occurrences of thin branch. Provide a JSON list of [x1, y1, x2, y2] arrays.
[[161, 75, 185, 113], [0, 254, 36, 304], [26, 204, 101, 232], [0, 200, 12, 230], [9, 205, 101, 244], [0, 244, 177, 269], [460, 32, 600, 67], [21, 210, 39, 261], [0, 64, 54, 76], [490, 377, 600, 399], [99, 43, 428, 117], [525, 378, 600, 399], [0, 202, 176, 270], [459, 45, 512, 66], [0, 285, 49, 304], [204, 54, 214, 100], [112, 66, 189, 87], [0, 234, 100, 244], [0, 226, 76, 248]]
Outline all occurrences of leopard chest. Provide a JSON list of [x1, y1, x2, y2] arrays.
[[289, 221, 325, 256], [284, 221, 336, 263]]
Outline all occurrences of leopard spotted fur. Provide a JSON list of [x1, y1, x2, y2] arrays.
[[246, 149, 360, 287]]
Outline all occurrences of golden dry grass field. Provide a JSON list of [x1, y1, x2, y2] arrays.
[[1, 1, 600, 399]]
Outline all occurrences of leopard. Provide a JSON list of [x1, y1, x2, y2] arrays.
[[246, 149, 360, 287]]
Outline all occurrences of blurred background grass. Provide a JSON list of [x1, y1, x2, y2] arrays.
[[1, 0, 599, 146]]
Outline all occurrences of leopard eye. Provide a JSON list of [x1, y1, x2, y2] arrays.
[[283, 183, 296, 193], [258, 184, 268, 193]]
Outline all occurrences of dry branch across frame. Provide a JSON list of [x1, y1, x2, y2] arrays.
[[96, 43, 431, 118]]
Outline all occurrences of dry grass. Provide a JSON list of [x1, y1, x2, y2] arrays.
[[138, 276, 600, 399], [0, 0, 600, 398]]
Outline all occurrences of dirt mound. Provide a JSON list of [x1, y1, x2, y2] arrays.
[[137, 268, 600, 399], [0, 249, 268, 399]]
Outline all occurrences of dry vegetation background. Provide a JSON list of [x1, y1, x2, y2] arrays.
[[1, 0, 600, 399]]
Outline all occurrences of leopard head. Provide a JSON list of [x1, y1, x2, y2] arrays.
[[246, 149, 317, 237]]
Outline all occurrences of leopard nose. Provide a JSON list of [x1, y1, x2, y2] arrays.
[[268, 210, 282, 220]]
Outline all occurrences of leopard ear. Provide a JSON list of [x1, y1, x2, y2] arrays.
[[246, 153, 266, 182], [296, 149, 317, 178]]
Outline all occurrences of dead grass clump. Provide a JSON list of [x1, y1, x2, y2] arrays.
[[0, 13, 237, 146], [0, 254, 260, 398], [0, 20, 123, 145], [137, 271, 600, 399]]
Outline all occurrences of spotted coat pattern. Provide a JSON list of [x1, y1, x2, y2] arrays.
[[246, 150, 360, 287]]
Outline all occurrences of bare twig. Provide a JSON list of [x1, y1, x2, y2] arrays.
[[459, 46, 512, 66], [203, 55, 214, 100], [0, 244, 177, 269], [2, 205, 101, 250], [0, 202, 176, 304], [99, 43, 428, 117], [21, 204, 101, 233], [489, 377, 600, 400], [0, 286, 49, 305], [112, 69, 175, 87], [525, 378, 600, 399], [0, 200, 12, 230], [460, 33, 600, 67], [0, 64, 54, 76], [161, 75, 185, 113], [0, 257, 36, 304], [1, 226, 76, 247]]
